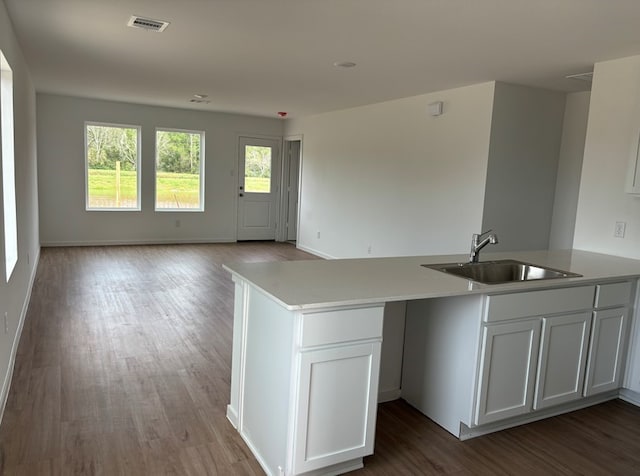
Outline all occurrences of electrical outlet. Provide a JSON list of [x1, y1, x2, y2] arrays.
[[175, 220, 181, 228], [614, 221, 626, 238], [316, 231, 321, 239], [367, 244, 372, 255]]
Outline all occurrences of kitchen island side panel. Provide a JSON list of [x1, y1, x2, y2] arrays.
[[402, 295, 484, 436], [240, 285, 297, 475], [228, 281, 246, 427]]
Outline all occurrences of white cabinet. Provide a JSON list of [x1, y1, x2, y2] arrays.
[[291, 307, 383, 474], [475, 286, 595, 426], [589, 282, 633, 397], [584, 307, 629, 396], [483, 286, 595, 322], [475, 319, 541, 425], [228, 279, 384, 476], [534, 312, 592, 410], [624, 283, 640, 397], [292, 342, 381, 474], [474, 281, 634, 428]]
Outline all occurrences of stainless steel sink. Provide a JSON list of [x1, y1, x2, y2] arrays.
[[422, 259, 582, 284]]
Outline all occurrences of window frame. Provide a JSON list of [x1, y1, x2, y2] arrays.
[[1, 49, 17, 282], [84, 121, 142, 212], [154, 127, 205, 212]]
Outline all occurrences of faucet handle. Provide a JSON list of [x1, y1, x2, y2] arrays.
[[472, 229, 492, 242]]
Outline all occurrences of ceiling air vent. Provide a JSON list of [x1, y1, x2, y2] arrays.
[[127, 16, 170, 32], [565, 72, 593, 82]]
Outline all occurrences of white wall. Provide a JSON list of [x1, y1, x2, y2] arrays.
[[0, 1, 40, 421], [379, 301, 406, 402], [37, 94, 283, 245], [549, 91, 591, 250], [285, 82, 496, 259], [573, 55, 640, 258], [481, 82, 566, 251]]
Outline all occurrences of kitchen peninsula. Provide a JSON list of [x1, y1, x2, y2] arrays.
[[224, 249, 640, 476]]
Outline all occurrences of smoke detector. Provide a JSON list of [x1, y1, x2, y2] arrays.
[[565, 72, 593, 82], [127, 16, 170, 32], [190, 94, 210, 104], [333, 61, 357, 68]]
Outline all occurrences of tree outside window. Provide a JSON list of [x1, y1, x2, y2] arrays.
[[85, 123, 140, 210], [244, 145, 271, 193], [155, 129, 204, 210]]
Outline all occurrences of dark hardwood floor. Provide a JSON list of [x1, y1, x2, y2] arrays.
[[1, 242, 640, 475]]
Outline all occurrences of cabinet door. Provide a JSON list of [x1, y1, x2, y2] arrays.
[[534, 312, 592, 410], [475, 319, 541, 426], [584, 308, 628, 396], [292, 342, 381, 474]]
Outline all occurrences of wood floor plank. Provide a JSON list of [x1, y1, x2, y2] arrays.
[[1, 242, 640, 475]]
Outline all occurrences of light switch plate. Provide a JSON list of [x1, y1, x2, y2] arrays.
[[428, 101, 443, 116]]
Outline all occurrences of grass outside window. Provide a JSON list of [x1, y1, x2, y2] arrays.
[[156, 129, 204, 210], [85, 123, 140, 210]]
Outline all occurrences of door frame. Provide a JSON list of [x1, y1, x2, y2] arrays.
[[235, 133, 283, 241], [277, 134, 303, 242]]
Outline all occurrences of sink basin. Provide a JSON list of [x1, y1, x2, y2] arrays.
[[422, 259, 582, 285]]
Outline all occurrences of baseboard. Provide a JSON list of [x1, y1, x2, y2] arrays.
[[458, 390, 619, 440], [0, 247, 40, 427], [239, 429, 276, 476], [226, 404, 239, 429], [40, 238, 236, 247], [295, 243, 336, 260], [619, 388, 640, 406], [297, 458, 364, 476], [378, 388, 402, 403]]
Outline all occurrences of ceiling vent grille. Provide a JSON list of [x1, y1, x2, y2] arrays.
[[127, 16, 170, 32], [565, 71, 593, 82]]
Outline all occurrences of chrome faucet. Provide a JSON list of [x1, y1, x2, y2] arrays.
[[469, 230, 498, 263]]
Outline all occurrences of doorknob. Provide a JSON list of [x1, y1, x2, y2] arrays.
[[239, 193, 244, 197]]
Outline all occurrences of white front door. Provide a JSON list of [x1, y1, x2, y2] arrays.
[[237, 137, 280, 240]]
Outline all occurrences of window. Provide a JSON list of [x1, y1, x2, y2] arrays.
[[1, 50, 17, 281], [244, 145, 272, 193], [155, 129, 204, 211], [85, 122, 141, 210]]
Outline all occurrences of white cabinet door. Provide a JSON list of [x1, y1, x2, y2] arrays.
[[292, 342, 381, 475], [624, 300, 640, 394], [475, 319, 541, 425], [584, 308, 628, 396], [534, 312, 592, 410]]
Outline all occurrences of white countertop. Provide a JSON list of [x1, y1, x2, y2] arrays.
[[223, 249, 640, 311]]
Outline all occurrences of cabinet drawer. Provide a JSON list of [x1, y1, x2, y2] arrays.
[[300, 306, 384, 348], [484, 285, 595, 322], [595, 281, 633, 308]]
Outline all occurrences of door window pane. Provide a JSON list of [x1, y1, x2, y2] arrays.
[[85, 123, 141, 210], [155, 129, 204, 210], [244, 145, 271, 193]]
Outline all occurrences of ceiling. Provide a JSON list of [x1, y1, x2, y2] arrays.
[[4, 0, 640, 118]]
